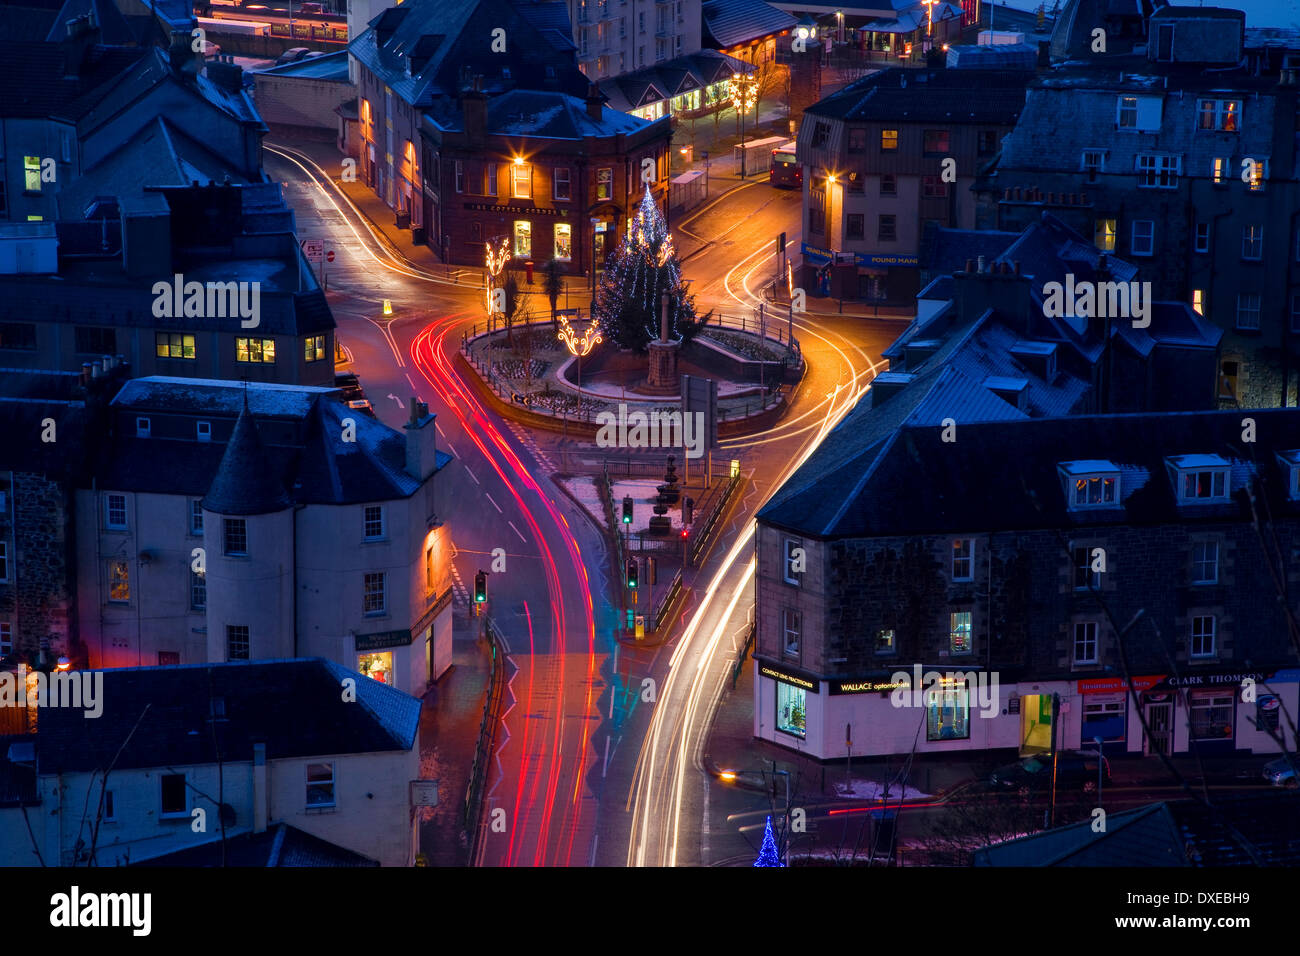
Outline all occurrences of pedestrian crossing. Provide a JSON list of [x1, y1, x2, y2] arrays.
[[507, 422, 559, 473]]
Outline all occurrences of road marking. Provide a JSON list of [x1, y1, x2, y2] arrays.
[[464, 464, 480, 485], [448, 442, 460, 458], [405, 373, 419, 392], [485, 492, 503, 513], [436, 422, 447, 439], [508, 520, 526, 543]]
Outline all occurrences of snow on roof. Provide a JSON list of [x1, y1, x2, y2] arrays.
[[1168, 453, 1230, 469], [1059, 459, 1121, 475]]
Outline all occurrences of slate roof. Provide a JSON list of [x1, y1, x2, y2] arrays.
[[758, 408, 1300, 539], [101, 378, 450, 505], [477, 88, 655, 138], [202, 401, 293, 515], [45, 0, 139, 45], [133, 823, 381, 867], [0, 40, 147, 118], [702, 0, 796, 50], [920, 225, 1020, 277], [36, 658, 422, 775], [974, 792, 1300, 866], [349, 0, 588, 108], [601, 50, 750, 112], [805, 67, 1032, 124]]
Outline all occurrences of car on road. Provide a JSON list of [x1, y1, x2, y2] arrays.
[[346, 398, 375, 417], [334, 372, 365, 402], [299, 2, 325, 13], [275, 47, 311, 66], [989, 750, 1111, 794], [1263, 757, 1300, 788]]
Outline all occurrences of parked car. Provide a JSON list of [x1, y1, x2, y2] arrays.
[[989, 750, 1111, 794], [346, 398, 375, 417], [298, 1, 325, 12], [1263, 757, 1300, 788], [334, 372, 365, 403], [275, 47, 311, 66]]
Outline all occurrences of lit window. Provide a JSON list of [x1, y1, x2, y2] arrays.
[[782, 608, 801, 656], [109, 560, 130, 602], [1191, 541, 1218, 584], [307, 763, 336, 807], [596, 168, 613, 201], [1190, 691, 1234, 739], [875, 628, 895, 654], [554, 223, 572, 261], [1170, 456, 1229, 502], [1245, 158, 1267, 191], [1211, 157, 1228, 184], [951, 539, 973, 581], [1192, 289, 1204, 315], [364, 571, 386, 614], [513, 220, 532, 258], [136, 417, 151, 438], [926, 677, 970, 740], [305, 334, 326, 362], [105, 493, 127, 529], [1073, 621, 1099, 664], [197, 421, 211, 442], [236, 338, 275, 363], [1094, 218, 1117, 252], [364, 505, 384, 540], [512, 162, 532, 199], [425, 543, 435, 595], [949, 611, 972, 655], [775, 681, 805, 738], [155, 332, 196, 359], [24, 156, 41, 192], [1060, 463, 1120, 510], [1116, 96, 1138, 128], [1190, 615, 1216, 657], [1236, 293, 1261, 330], [483, 162, 497, 197], [1197, 98, 1241, 132], [880, 129, 898, 151]]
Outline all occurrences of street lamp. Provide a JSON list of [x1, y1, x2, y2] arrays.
[[557, 312, 602, 398], [729, 72, 759, 180]]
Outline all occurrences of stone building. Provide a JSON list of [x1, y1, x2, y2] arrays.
[[74, 377, 455, 698], [979, 3, 1300, 408], [755, 408, 1300, 760], [795, 65, 1033, 303]]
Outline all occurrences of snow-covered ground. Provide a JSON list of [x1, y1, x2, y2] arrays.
[[556, 476, 605, 528], [831, 778, 932, 802], [610, 478, 686, 534]]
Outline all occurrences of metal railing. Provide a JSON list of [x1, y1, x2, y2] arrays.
[[464, 615, 508, 863]]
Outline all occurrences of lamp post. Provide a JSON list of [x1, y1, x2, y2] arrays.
[[730, 73, 759, 180], [557, 312, 602, 408]]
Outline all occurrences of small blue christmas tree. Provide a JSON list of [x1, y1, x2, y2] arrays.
[[754, 815, 784, 867]]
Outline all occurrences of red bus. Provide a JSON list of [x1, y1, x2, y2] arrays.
[[770, 141, 800, 188]]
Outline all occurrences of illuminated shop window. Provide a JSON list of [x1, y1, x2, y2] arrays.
[[775, 681, 805, 738]]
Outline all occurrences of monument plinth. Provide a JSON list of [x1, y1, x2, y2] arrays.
[[645, 293, 681, 392]]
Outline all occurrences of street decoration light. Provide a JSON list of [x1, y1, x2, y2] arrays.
[[729, 72, 760, 179], [922, 0, 938, 37], [557, 312, 602, 396], [484, 236, 511, 323]]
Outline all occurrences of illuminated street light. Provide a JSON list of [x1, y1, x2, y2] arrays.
[[719, 770, 737, 782], [484, 236, 511, 323], [922, 0, 938, 36], [557, 312, 603, 393], [729, 72, 760, 179]]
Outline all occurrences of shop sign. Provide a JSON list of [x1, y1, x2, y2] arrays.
[[830, 676, 909, 695], [759, 663, 820, 692], [855, 253, 918, 267], [355, 629, 412, 652], [1077, 675, 1163, 694], [1154, 670, 1265, 691], [800, 241, 832, 265]]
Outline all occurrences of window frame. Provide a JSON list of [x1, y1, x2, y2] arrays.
[[1236, 293, 1262, 331], [782, 538, 802, 586], [949, 610, 972, 655], [190, 567, 207, 610], [223, 517, 248, 557], [236, 337, 276, 364], [226, 624, 250, 661], [363, 571, 387, 615], [951, 538, 974, 582], [878, 214, 897, 242], [160, 773, 188, 818], [155, 332, 196, 360], [189, 499, 204, 536], [511, 162, 532, 200], [306, 762, 337, 808], [1130, 219, 1155, 256], [553, 166, 571, 201], [880, 129, 898, 151], [363, 505, 385, 540], [1241, 224, 1264, 261], [1196, 98, 1241, 132], [1190, 540, 1219, 584], [1190, 614, 1216, 658], [1194, 222, 1210, 253], [105, 493, 127, 530], [304, 334, 326, 362], [782, 607, 801, 657], [1073, 620, 1099, 665], [1070, 474, 1119, 509], [875, 628, 896, 655]]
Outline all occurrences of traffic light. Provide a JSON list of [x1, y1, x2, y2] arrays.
[[627, 559, 638, 589], [680, 528, 689, 540], [474, 571, 487, 603], [622, 496, 633, 524]]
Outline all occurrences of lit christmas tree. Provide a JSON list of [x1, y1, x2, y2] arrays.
[[592, 185, 708, 352], [754, 815, 784, 867]]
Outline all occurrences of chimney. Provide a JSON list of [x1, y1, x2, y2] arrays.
[[168, 29, 200, 76], [253, 742, 268, 834], [80, 362, 93, 386], [964, 258, 975, 273], [462, 76, 487, 145], [62, 12, 99, 78], [586, 83, 603, 121], [976, 255, 986, 273], [206, 58, 245, 94], [405, 399, 439, 482]]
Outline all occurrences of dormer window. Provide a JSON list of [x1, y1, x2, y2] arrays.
[[197, 421, 211, 442], [136, 417, 151, 438], [1168, 455, 1230, 503], [1060, 461, 1121, 510]]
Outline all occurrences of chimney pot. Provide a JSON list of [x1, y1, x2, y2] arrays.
[[976, 255, 986, 273], [964, 258, 975, 273]]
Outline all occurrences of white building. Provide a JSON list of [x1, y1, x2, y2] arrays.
[[0, 658, 423, 867], [75, 377, 454, 698]]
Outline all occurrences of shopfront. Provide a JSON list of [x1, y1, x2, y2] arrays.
[[353, 627, 426, 698]]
